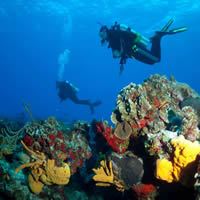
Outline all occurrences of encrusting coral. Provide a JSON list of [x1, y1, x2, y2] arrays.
[[155, 135, 200, 186]]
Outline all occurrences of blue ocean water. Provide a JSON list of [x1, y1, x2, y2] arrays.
[[1, 0, 200, 122]]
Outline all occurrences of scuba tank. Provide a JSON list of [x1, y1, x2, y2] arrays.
[[66, 81, 79, 93], [117, 23, 150, 47]]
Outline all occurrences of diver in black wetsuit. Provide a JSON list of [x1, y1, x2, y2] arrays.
[[99, 19, 187, 74], [56, 80, 101, 114]]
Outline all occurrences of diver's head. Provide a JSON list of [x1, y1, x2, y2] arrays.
[[99, 25, 108, 44]]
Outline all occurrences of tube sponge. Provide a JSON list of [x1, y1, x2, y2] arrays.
[[156, 135, 200, 186]]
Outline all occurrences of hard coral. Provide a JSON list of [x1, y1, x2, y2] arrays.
[[111, 74, 200, 141], [179, 106, 200, 141], [180, 97, 200, 125]]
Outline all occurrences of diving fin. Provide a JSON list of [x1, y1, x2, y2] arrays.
[[156, 26, 187, 37], [168, 26, 187, 34], [155, 19, 187, 38], [160, 18, 174, 32]]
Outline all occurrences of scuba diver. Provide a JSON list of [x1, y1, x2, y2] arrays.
[[56, 80, 102, 114], [99, 19, 187, 74]]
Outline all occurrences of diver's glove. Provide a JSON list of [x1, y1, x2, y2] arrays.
[[119, 56, 127, 75]]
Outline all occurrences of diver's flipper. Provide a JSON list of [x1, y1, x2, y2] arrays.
[[155, 26, 187, 38], [168, 26, 187, 34], [154, 19, 187, 38], [160, 18, 174, 32]]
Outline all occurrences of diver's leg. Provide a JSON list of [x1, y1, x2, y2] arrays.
[[149, 35, 162, 61], [148, 19, 187, 62], [132, 19, 174, 63], [71, 95, 101, 114], [71, 95, 91, 106], [149, 27, 187, 62], [132, 45, 160, 64]]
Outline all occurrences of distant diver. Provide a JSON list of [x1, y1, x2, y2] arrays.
[[99, 19, 187, 74], [56, 80, 102, 114]]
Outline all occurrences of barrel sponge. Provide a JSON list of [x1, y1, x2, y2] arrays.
[[155, 158, 173, 183], [156, 135, 200, 186], [171, 135, 200, 182]]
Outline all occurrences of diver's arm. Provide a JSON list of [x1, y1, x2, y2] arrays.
[[119, 55, 127, 74], [119, 38, 127, 64]]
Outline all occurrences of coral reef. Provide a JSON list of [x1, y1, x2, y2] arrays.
[[22, 118, 92, 174], [1, 74, 200, 199], [180, 97, 200, 125], [179, 106, 200, 141], [111, 74, 200, 158]]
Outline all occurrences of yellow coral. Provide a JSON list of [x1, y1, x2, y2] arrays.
[[156, 135, 200, 186], [93, 160, 114, 186], [16, 141, 71, 194], [92, 160, 125, 192]]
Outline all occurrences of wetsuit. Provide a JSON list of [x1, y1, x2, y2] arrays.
[[107, 26, 160, 66], [56, 81, 101, 113], [56, 81, 90, 105], [105, 20, 187, 68]]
